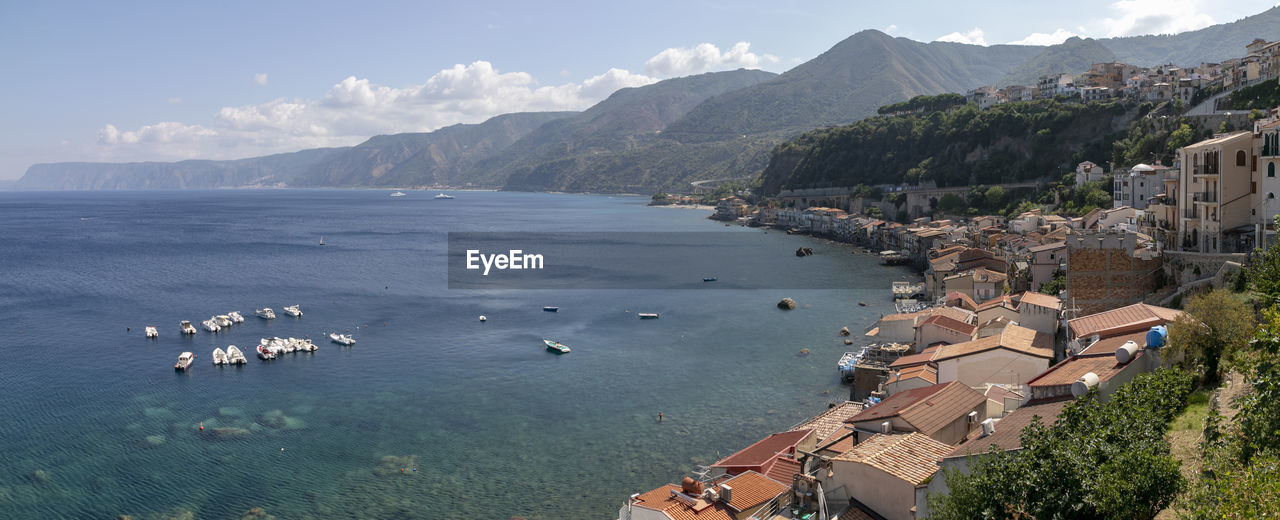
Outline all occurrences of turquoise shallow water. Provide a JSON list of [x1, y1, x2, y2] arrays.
[[0, 190, 909, 519]]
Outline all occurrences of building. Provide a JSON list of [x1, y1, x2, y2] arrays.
[[942, 267, 1008, 303], [1026, 241, 1066, 292], [1075, 161, 1107, 186], [1177, 131, 1255, 253], [620, 472, 790, 520], [914, 314, 978, 348], [931, 324, 1054, 389], [710, 429, 813, 479], [845, 381, 987, 445], [1066, 302, 1182, 347], [1113, 163, 1171, 209], [1256, 114, 1280, 245], [1015, 291, 1063, 336], [1064, 230, 1162, 316], [822, 433, 953, 520]]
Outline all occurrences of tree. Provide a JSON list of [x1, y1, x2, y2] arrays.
[[984, 186, 1006, 208], [1248, 217, 1280, 301], [1167, 123, 1194, 154], [937, 193, 966, 212], [1164, 290, 1255, 384]]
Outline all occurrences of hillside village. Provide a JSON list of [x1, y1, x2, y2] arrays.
[[619, 39, 1280, 520]]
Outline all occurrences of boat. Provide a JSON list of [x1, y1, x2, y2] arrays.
[[145, 326, 158, 338], [215, 315, 233, 327], [703, 277, 717, 282], [390, 191, 407, 197], [478, 315, 487, 322], [256, 345, 276, 360], [226, 345, 247, 364], [543, 306, 559, 312], [543, 339, 571, 354], [319, 236, 325, 246], [255, 308, 276, 320], [228, 311, 245, 324], [837, 350, 863, 383], [174, 352, 196, 371], [434, 193, 455, 199], [282, 305, 303, 317], [180, 320, 197, 335], [202, 319, 221, 333], [638, 313, 660, 319], [212, 348, 228, 365], [329, 333, 355, 346]]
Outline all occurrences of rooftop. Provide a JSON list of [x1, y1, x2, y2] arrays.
[[631, 484, 735, 520], [722, 470, 790, 512], [918, 314, 978, 337], [889, 345, 941, 369], [1016, 291, 1062, 311], [1067, 303, 1182, 339], [1027, 241, 1066, 253], [1027, 352, 1143, 388], [847, 382, 986, 436], [832, 433, 951, 485], [790, 401, 865, 441], [933, 324, 1054, 362], [1078, 330, 1149, 356], [711, 429, 813, 469], [945, 398, 1072, 459]]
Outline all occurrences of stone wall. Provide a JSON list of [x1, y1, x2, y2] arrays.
[[1066, 231, 1164, 315]]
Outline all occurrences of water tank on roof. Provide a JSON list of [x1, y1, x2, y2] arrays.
[[1146, 326, 1168, 348], [1116, 340, 1140, 364], [1071, 372, 1100, 397]]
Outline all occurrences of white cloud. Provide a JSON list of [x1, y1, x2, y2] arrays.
[[884, 24, 899, 35], [253, 73, 269, 86], [935, 28, 987, 46], [644, 42, 779, 77], [1008, 28, 1081, 46], [1099, 0, 1215, 37], [92, 61, 658, 163]]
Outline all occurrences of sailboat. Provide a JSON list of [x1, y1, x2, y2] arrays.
[[320, 236, 325, 246]]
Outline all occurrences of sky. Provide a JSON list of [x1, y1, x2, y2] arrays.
[[1, 0, 1277, 180]]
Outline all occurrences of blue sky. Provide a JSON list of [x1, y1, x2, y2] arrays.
[[0, 0, 1276, 180]]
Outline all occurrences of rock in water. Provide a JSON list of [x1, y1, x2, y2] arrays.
[[777, 298, 797, 310], [844, 339, 853, 345], [840, 327, 850, 336]]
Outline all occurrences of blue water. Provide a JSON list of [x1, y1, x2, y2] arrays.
[[0, 190, 907, 519]]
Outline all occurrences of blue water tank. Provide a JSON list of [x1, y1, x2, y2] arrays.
[[1146, 325, 1168, 348]]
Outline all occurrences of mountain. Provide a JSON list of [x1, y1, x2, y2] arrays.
[[294, 111, 575, 187], [1102, 6, 1280, 66], [474, 69, 778, 191], [15, 147, 348, 190], [998, 37, 1118, 86]]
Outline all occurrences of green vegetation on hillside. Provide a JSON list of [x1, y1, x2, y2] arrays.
[[1220, 79, 1280, 111], [876, 94, 966, 115]]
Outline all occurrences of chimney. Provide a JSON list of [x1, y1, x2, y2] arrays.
[[718, 484, 733, 504]]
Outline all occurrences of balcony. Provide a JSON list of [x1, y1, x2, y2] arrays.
[[1182, 208, 1200, 219], [1192, 191, 1218, 203], [1192, 165, 1219, 177]]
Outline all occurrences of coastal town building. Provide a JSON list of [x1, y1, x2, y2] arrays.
[[1075, 161, 1106, 186], [932, 324, 1054, 390], [1015, 291, 1064, 335], [619, 472, 790, 520], [1026, 241, 1065, 292], [845, 381, 986, 445], [1176, 131, 1255, 253], [1113, 163, 1171, 209], [822, 433, 952, 520], [709, 429, 813, 480], [1064, 229, 1162, 316]]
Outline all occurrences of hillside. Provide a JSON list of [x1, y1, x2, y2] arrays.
[[294, 111, 575, 187], [470, 69, 777, 190], [998, 37, 1118, 86], [15, 147, 348, 190], [1102, 6, 1280, 66], [759, 99, 1135, 194]]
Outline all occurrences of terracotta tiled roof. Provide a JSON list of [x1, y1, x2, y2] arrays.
[[712, 429, 813, 469], [838, 500, 889, 520], [892, 364, 938, 385], [1078, 330, 1149, 355], [816, 427, 857, 455], [1027, 352, 1143, 389], [918, 314, 978, 336], [889, 345, 940, 369], [791, 401, 865, 440], [1017, 291, 1062, 311], [832, 433, 950, 485], [720, 470, 789, 512], [1067, 303, 1182, 338], [761, 456, 802, 488], [976, 295, 1017, 312], [880, 310, 929, 322], [984, 384, 1023, 404], [1027, 241, 1066, 252], [929, 306, 976, 324], [631, 484, 736, 520], [945, 398, 1072, 459], [933, 324, 1053, 362], [847, 382, 986, 436], [944, 291, 978, 311]]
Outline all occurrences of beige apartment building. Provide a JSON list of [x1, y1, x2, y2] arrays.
[[1177, 131, 1255, 253]]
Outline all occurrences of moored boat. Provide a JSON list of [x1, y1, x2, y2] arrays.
[[202, 319, 221, 333], [174, 352, 196, 370], [255, 308, 276, 320], [228, 311, 245, 324], [215, 315, 233, 327], [226, 345, 247, 364], [543, 339, 571, 354], [329, 333, 355, 346], [390, 191, 406, 197], [543, 306, 559, 312], [145, 326, 158, 338], [256, 345, 276, 360], [638, 313, 660, 319], [180, 320, 197, 335], [212, 348, 228, 365], [703, 277, 717, 282], [282, 305, 302, 317], [434, 192, 454, 199]]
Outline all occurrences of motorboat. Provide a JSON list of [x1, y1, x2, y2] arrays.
[[256, 345, 276, 360], [227, 311, 245, 324], [543, 306, 559, 312], [255, 308, 276, 320], [543, 339, 571, 354], [478, 315, 487, 322], [174, 352, 196, 371], [433, 192, 454, 199], [329, 333, 355, 346], [145, 326, 158, 338], [226, 345, 247, 364], [638, 313, 660, 319], [212, 348, 228, 365], [215, 315, 233, 327], [282, 305, 302, 317], [202, 319, 221, 333], [180, 321, 197, 335], [390, 191, 407, 197], [703, 277, 717, 282]]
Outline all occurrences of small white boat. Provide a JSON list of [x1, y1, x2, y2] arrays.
[[180, 320, 197, 335], [256, 345, 276, 360], [212, 348, 228, 365], [434, 192, 454, 199], [543, 306, 559, 312], [145, 326, 158, 338], [226, 345, 247, 364], [282, 305, 302, 317], [255, 308, 276, 320], [638, 313, 660, 319], [390, 191, 407, 197], [202, 319, 221, 333], [329, 333, 355, 346], [175, 352, 196, 371], [479, 315, 487, 322], [215, 315, 233, 327], [228, 311, 245, 324]]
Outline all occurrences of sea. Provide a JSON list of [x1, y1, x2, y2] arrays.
[[0, 190, 911, 519]]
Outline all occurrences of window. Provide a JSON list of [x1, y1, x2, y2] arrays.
[[1270, 162, 1275, 178], [1238, 150, 1247, 166]]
